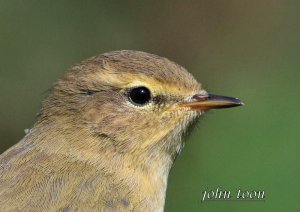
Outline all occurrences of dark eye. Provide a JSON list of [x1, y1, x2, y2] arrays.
[[128, 86, 152, 106]]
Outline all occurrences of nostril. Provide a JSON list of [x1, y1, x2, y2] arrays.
[[192, 94, 210, 101]]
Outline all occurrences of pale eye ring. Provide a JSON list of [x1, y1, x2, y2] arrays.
[[128, 86, 152, 106]]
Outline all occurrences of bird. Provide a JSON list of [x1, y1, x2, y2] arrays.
[[0, 50, 243, 211]]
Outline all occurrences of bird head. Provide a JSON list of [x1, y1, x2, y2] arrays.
[[37, 50, 243, 164]]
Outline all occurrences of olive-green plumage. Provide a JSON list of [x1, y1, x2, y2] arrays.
[[0, 50, 242, 211]]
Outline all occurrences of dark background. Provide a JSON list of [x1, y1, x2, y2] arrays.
[[0, 1, 299, 211]]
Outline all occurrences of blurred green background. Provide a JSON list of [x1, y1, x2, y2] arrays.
[[0, 1, 299, 211]]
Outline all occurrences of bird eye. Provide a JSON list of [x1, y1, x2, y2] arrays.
[[128, 86, 152, 106]]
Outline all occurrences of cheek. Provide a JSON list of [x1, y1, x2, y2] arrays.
[[82, 100, 159, 130], [82, 103, 121, 124], [83, 107, 102, 123], [81, 93, 127, 123]]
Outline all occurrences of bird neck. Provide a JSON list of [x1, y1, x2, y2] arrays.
[[27, 120, 173, 211]]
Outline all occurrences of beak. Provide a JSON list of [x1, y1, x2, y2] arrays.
[[180, 93, 244, 111]]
